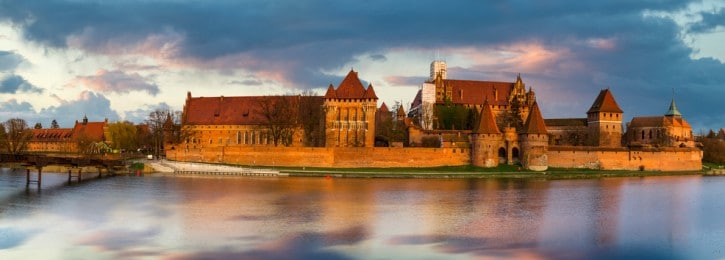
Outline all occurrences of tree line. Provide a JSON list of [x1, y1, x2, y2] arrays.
[[0, 109, 185, 158]]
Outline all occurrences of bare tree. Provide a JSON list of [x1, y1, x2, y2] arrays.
[[259, 96, 298, 146], [145, 109, 172, 159], [0, 118, 33, 155], [298, 90, 324, 147]]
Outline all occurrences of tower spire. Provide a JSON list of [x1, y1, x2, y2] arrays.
[[665, 89, 682, 118]]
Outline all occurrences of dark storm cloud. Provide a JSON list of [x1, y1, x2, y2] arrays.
[[0, 74, 42, 93], [0, 0, 722, 129]]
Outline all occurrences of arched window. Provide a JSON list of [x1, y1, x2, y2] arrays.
[[237, 131, 241, 144], [648, 130, 652, 139], [641, 130, 645, 140], [512, 147, 520, 159]]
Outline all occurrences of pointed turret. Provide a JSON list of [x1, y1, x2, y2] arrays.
[[587, 89, 623, 113], [364, 83, 378, 99], [324, 84, 336, 99], [665, 97, 682, 118], [474, 101, 501, 134], [523, 102, 547, 135], [334, 70, 367, 99]]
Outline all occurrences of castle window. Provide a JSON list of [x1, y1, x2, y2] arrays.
[[237, 131, 241, 144], [648, 130, 652, 139], [641, 130, 645, 140]]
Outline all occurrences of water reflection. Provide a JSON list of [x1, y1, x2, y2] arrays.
[[0, 170, 723, 259]]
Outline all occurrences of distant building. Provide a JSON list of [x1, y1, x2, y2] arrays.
[[410, 60, 536, 130], [181, 69, 377, 149], [624, 97, 695, 148], [28, 116, 109, 153]]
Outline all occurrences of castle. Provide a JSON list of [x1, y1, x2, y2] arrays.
[[169, 60, 702, 171]]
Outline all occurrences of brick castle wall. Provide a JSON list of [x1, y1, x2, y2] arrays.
[[548, 146, 702, 171], [167, 146, 470, 168], [166, 146, 700, 171]]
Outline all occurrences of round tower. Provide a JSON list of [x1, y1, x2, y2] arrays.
[[519, 102, 549, 171], [471, 101, 502, 167]]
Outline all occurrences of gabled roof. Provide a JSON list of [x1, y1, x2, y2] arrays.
[[325, 70, 377, 99], [587, 89, 623, 113], [72, 121, 107, 141], [333, 70, 367, 99], [523, 102, 548, 134], [378, 102, 389, 113], [32, 128, 73, 141], [628, 116, 692, 129], [544, 118, 588, 127], [183, 95, 324, 125], [410, 89, 422, 109], [442, 79, 514, 106], [474, 101, 501, 134], [324, 84, 336, 99], [364, 84, 378, 99]]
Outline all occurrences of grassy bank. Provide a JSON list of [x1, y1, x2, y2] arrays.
[[162, 160, 705, 179], [277, 165, 702, 179]]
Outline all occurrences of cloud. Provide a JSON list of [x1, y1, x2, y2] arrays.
[[0, 74, 43, 93], [689, 8, 725, 33], [384, 75, 428, 86], [37, 91, 120, 127], [122, 103, 172, 124], [69, 70, 160, 96], [0, 1, 722, 130], [0, 50, 25, 71]]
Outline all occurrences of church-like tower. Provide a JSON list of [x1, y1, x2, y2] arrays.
[[324, 70, 378, 147]]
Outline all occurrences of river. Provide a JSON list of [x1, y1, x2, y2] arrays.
[[1, 169, 724, 259]]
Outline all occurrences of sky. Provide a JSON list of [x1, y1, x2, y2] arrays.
[[0, 0, 723, 132]]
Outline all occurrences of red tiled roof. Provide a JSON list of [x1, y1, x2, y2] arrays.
[[324, 84, 336, 99], [183, 95, 324, 125], [523, 102, 548, 134], [325, 70, 377, 99], [442, 79, 514, 106], [72, 121, 106, 141], [474, 101, 500, 134], [410, 89, 422, 109], [32, 128, 73, 141], [544, 118, 588, 127], [364, 84, 378, 99], [378, 102, 389, 113], [628, 116, 692, 129], [334, 70, 366, 99], [587, 89, 623, 113]]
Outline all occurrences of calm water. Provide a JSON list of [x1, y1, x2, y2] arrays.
[[1, 169, 724, 259]]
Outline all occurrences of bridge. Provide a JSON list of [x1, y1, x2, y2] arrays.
[[0, 154, 128, 188]]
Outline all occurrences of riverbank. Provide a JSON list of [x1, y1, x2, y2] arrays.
[[144, 160, 706, 179]]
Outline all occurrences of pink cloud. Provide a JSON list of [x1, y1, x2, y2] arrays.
[[69, 70, 159, 95]]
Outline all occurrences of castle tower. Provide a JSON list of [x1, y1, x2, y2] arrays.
[[519, 102, 548, 171], [324, 70, 378, 147], [586, 89, 623, 147], [430, 60, 447, 81], [471, 100, 503, 167]]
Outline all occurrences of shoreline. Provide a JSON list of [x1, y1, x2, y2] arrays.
[[144, 159, 710, 179]]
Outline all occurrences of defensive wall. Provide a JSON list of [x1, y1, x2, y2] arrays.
[[547, 146, 702, 171], [166, 146, 470, 168], [166, 145, 701, 171]]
